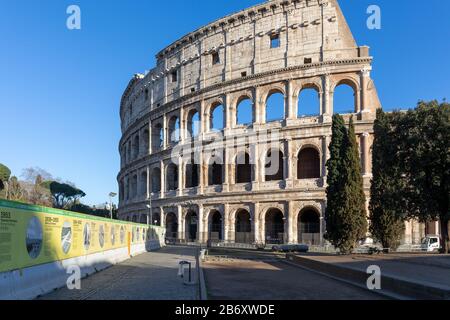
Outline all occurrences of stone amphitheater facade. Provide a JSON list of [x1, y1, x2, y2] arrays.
[[117, 0, 424, 246]]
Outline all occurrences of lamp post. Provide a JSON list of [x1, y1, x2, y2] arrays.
[[146, 192, 154, 226], [109, 192, 117, 219]]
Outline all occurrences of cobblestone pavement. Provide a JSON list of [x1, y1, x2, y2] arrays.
[[203, 249, 386, 300], [39, 246, 199, 300]]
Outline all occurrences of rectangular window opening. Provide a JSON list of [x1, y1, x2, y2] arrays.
[[270, 34, 280, 48], [304, 57, 312, 64], [212, 52, 220, 65], [241, 71, 247, 77], [171, 71, 178, 83]]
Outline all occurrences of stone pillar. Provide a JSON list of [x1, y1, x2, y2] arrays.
[[146, 166, 150, 199], [177, 206, 184, 241], [160, 207, 166, 230], [252, 141, 260, 191], [160, 160, 165, 199], [198, 205, 204, 243], [320, 216, 325, 246], [253, 203, 261, 243], [322, 74, 332, 122], [148, 121, 153, 155], [362, 133, 371, 177], [287, 202, 296, 244], [286, 80, 296, 121], [178, 157, 184, 196], [360, 68, 370, 113], [322, 135, 330, 185], [180, 106, 185, 142], [163, 113, 168, 150], [254, 86, 262, 125], [199, 149, 205, 194]]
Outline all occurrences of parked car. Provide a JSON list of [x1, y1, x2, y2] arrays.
[[271, 244, 309, 253]]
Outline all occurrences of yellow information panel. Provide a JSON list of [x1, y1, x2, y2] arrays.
[[0, 199, 151, 273]]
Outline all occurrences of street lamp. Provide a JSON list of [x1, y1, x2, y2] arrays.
[[109, 192, 117, 219], [146, 192, 154, 226]]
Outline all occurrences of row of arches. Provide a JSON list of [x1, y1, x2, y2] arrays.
[[142, 147, 320, 196], [122, 82, 356, 165], [163, 207, 321, 245]]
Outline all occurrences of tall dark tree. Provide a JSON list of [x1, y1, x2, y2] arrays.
[[369, 110, 406, 250], [400, 101, 450, 253], [338, 117, 368, 253], [324, 115, 347, 250], [0, 163, 11, 192]]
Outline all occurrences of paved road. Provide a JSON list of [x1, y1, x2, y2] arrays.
[[39, 246, 199, 300], [203, 249, 386, 300]]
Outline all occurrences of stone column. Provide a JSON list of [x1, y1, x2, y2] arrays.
[[322, 135, 330, 185], [322, 74, 332, 122], [160, 160, 165, 199], [148, 121, 153, 155], [360, 68, 370, 113], [254, 86, 262, 125], [320, 216, 325, 246], [160, 207, 166, 230], [163, 113, 168, 150], [199, 149, 205, 194], [252, 203, 261, 243], [146, 166, 150, 199], [177, 206, 184, 241], [178, 157, 184, 196], [286, 80, 296, 121], [223, 204, 230, 242], [180, 106, 185, 142], [362, 133, 371, 177], [224, 94, 232, 131], [252, 140, 260, 191], [287, 201, 296, 244], [198, 205, 204, 243]]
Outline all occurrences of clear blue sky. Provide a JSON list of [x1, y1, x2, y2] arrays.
[[1, 0, 449, 205]]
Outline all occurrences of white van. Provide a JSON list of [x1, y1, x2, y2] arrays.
[[421, 235, 441, 252]]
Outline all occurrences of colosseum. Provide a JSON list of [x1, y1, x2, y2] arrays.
[[117, 0, 427, 247]]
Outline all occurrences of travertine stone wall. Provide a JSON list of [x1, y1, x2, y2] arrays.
[[117, 0, 385, 245]]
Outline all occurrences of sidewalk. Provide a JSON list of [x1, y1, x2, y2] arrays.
[[287, 253, 450, 299], [39, 246, 199, 300]]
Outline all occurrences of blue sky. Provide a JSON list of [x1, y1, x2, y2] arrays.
[[0, 0, 449, 205]]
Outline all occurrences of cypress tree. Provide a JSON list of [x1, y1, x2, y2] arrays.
[[324, 115, 347, 247], [338, 117, 368, 253], [369, 109, 405, 250], [325, 116, 368, 254]]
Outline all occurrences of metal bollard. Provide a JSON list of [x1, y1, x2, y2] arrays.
[[178, 261, 191, 283]]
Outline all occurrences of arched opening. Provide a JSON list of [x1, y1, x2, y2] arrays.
[[208, 152, 224, 186], [210, 104, 224, 131], [152, 212, 161, 226], [265, 149, 284, 181], [166, 163, 178, 191], [165, 212, 178, 240], [142, 129, 149, 155], [298, 208, 320, 245], [334, 82, 356, 114], [235, 209, 252, 243], [187, 110, 200, 139], [236, 97, 253, 125], [265, 209, 284, 244], [152, 123, 163, 151], [151, 168, 161, 193], [140, 171, 147, 196], [168, 116, 180, 143], [236, 152, 252, 183], [298, 87, 320, 117], [185, 211, 198, 242], [185, 156, 199, 188], [132, 215, 137, 223], [265, 91, 285, 123], [209, 211, 223, 241], [132, 135, 140, 159], [297, 148, 321, 179]]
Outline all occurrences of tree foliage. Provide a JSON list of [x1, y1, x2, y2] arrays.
[[325, 116, 367, 254], [0, 163, 11, 191], [42, 181, 86, 209], [369, 101, 449, 253], [369, 109, 406, 250]]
